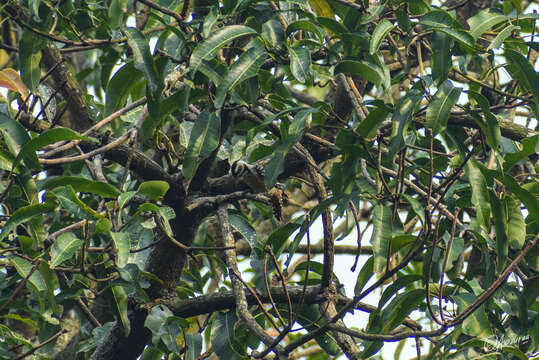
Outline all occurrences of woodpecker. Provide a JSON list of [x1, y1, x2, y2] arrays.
[[231, 160, 287, 221]]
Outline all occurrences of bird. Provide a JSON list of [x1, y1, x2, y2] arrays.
[[231, 160, 287, 221]]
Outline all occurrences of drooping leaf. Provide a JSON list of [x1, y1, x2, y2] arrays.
[[488, 25, 520, 50], [506, 197, 525, 249], [489, 190, 508, 272], [289, 45, 311, 84], [0, 68, 29, 100], [111, 232, 130, 268], [388, 88, 423, 157], [370, 19, 394, 55], [211, 311, 244, 360], [454, 292, 492, 337], [370, 203, 392, 273], [426, 80, 461, 135], [355, 101, 391, 139], [110, 283, 130, 335], [334, 60, 383, 87], [8, 256, 47, 292], [183, 111, 221, 182], [42, 176, 121, 198], [286, 20, 325, 43], [12, 128, 92, 171], [503, 135, 539, 171], [108, 0, 129, 29], [497, 174, 539, 224], [214, 44, 267, 109], [18, 29, 46, 91], [504, 49, 539, 118], [104, 62, 143, 116], [190, 25, 258, 74], [52, 185, 103, 220], [49, 232, 83, 268], [125, 27, 160, 94], [378, 275, 423, 308], [466, 160, 490, 232], [431, 31, 452, 85], [185, 333, 203, 360], [354, 256, 374, 296], [229, 213, 257, 250], [0, 202, 56, 242], [468, 91, 500, 150], [467, 8, 507, 41]]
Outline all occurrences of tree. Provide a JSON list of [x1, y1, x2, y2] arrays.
[[0, 0, 537, 358]]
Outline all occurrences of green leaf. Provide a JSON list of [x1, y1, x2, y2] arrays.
[[487, 25, 520, 50], [503, 135, 539, 171], [354, 256, 374, 296], [104, 62, 143, 116], [111, 232, 130, 268], [455, 292, 492, 337], [0, 106, 31, 157], [185, 333, 203, 360], [426, 80, 462, 135], [370, 203, 392, 273], [137, 181, 170, 201], [214, 45, 267, 109], [356, 102, 391, 139], [42, 176, 121, 198], [18, 29, 46, 91], [334, 60, 383, 87], [189, 25, 257, 74], [52, 185, 102, 220], [0, 202, 56, 241], [418, 9, 458, 28], [286, 20, 325, 43], [316, 17, 348, 35], [468, 91, 501, 150], [379, 275, 423, 307], [361, 289, 425, 357], [466, 160, 490, 232], [504, 49, 539, 118], [435, 28, 476, 52], [229, 213, 257, 250], [211, 311, 244, 360], [467, 8, 507, 41], [431, 32, 451, 85], [380, 289, 424, 333], [50, 232, 83, 268], [388, 88, 423, 157], [13, 128, 91, 171], [266, 223, 301, 257], [294, 304, 340, 355], [8, 256, 47, 292], [108, 0, 129, 29], [506, 197, 525, 249], [489, 190, 508, 272], [370, 19, 394, 55], [261, 19, 284, 48], [401, 194, 425, 225], [497, 174, 539, 224], [264, 147, 286, 189], [140, 346, 164, 360], [145, 305, 174, 344], [110, 283, 130, 335], [183, 111, 221, 182], [289, 46, 311, 84], [125, 28, 160, 94]]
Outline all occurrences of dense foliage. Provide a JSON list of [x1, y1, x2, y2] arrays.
[[0, 0, 538, 359]]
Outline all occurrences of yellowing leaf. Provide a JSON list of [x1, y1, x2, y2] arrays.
[[0, 68, 29, 100]]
